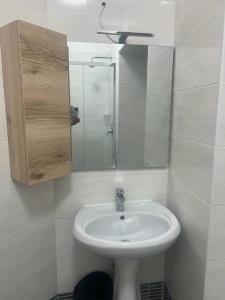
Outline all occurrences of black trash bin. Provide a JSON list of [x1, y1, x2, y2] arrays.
[[73, 271, 113, 300]]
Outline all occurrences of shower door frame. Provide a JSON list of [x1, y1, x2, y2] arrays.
[[69, 61, 117, 169]]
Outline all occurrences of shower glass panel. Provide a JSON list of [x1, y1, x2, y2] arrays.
[[70, 63, 115, 170]]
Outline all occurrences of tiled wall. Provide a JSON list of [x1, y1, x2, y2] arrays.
[[46, 0, 175, 46], [144, 46, 173, 167], [165, 1, 225, 299], [203, 15, 225, 299], [0, 0, 175, 298], [117, 45, 147, 168], [47, 0, 174, 293], [54, 169, 168, 294], [0, 1, 57, 300]]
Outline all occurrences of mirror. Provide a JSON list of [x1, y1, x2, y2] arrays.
[[68, 42, 173, 171]]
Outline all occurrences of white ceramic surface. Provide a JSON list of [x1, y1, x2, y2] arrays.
[[74, 200, 180, 300], [74, 200, 180, 258]]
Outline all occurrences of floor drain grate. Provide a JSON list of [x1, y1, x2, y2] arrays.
[[51, 282, 172, 300]]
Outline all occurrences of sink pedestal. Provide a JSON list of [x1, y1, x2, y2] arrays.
[[114, 258, 140, 300]]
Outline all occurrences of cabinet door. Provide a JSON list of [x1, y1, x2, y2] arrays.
[[1, 20, 72, 185]]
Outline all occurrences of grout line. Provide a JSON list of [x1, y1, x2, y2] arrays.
[[207, 258, 225, 263], [172, 177, 210, 208], [5, 258, 56, 293], [172, 135, 215, 148], [148, 48, 172, 64], [172, 134, 215, 148], [175, 12, 225, 46], [70, 169, 169, 177], [174, 82, 219, 94], [0, 219, 55, 249], [0, 214, 54, 246], [213, 145, 225, 149], [147, 91, 171, 97]]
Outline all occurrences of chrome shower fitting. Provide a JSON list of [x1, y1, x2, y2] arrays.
[[97, 30, 155, 44]]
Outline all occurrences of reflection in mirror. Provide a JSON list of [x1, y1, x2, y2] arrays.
[[68, 42, 173, 171]]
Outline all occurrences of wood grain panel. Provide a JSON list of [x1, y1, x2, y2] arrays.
[[0, 21, 27, 183], [0, 20, 72, 185]]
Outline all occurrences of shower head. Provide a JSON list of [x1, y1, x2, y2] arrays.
[[97, 30, 155, 44]]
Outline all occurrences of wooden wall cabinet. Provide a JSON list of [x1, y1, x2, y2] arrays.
[[0, 20, 72, 185]]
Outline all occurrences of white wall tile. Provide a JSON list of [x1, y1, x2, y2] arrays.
[[207, 206, 225, 260], [167, 176, 210, 259], [46, 0, 121, 43], [174, 16, 223, 91], [204, 260, 225, 300], [146, 93, 171, 136], [0, 182, 54, 243], [173, 84, 219, 145], [148, 46, 171, 62], [123, 0, 175, 46], [55, 170, 168, 218], [147, 50, 173, 96], [168, 1, 225, 299], [212, 147, 225, 205], [171, 137, 214, 204], [0, 0, 175, 296], [140, 254, 165, 283], [56, 218, 75, 257], [57, 254, 113, 294], [3, 259, 57, 300], [0, 1, 56, 295], [46, 0, 175, 45], [0, 221, 55, 289], [215, 83, 225, 146], [165, 235, 205, 300], [0, 0, 47, 27], [175, 0, 224, 43]]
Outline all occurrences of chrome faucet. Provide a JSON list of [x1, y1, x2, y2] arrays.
[[115, 187, 126, 212]]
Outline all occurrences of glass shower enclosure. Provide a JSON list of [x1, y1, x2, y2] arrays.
[[70, 61, 116, 170]]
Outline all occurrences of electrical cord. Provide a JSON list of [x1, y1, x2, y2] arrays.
[[99, 2, 119, 44]]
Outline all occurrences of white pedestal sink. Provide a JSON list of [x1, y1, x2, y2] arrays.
[[73, 200, 180, 300]]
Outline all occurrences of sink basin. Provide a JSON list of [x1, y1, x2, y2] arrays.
[[73, 200, 180, 300], [74, 200, 180, 258]]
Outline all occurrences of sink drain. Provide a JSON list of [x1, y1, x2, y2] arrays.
[[120, 239, 130, 243]]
